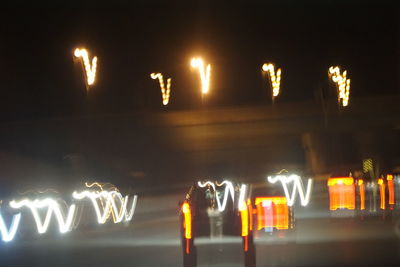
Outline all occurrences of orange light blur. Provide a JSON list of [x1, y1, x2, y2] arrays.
[[378, 178, 386, 210], [358, 180, 365, 210], [255, 197, 288, 230], [182, 202, 192, 239], [240, 206, 249, 237], [327, 177, 355, 210], [387, 175, 395, 205], [247, 199, 253, 231]]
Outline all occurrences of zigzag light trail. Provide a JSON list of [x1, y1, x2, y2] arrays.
[[267, 174, 313, 206]]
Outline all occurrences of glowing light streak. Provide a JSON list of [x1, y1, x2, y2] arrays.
[[267, 175, 312, 206], [262, 63, 282, 98], [198, 180, 238, 212], [0, 212, 21, 242], [378, 178, 386, 210], [9, 198, 76, 234], [327, 177, 355, 210], [358, 179, 365, 210], [255, 197, 288, 230], [72, 190, 137, 224], [150, 73, 171, 105], [329, 66, 351, 107], [74, 48, 98, 86], [181, 202, 192, 240], [387, 174, 395, 205], [191, 57, 211, 94]]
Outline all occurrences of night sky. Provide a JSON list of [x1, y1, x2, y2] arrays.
[[0, 3, 398, 122]]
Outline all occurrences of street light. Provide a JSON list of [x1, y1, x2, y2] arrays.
[[150, 72, 171, 106], [328, 66, 351, 107], [191, 57, 211, 95], [262, 63, 282, 101], [74, 48, 98, 89]]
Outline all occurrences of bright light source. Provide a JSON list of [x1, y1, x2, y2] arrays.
[[267, 175, 313, 206], [327, 177, 355, 210], [74, 48, 98, 86], [191, 57, 211, 94], [10, 198, 76, 234], [328, 66, 351, 107], [255, 197, 288, 230], [181, 202, 192, 241], [262, 63, 282, 98], [150, 73, 171, 105], [72, 190, 137, 224], [0, 213, 21, 242]]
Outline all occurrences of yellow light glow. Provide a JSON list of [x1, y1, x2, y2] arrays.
[[262, 63, 282, 98], [387, 174, 395, 205], [328, 66, 351, 107], [74, 48, 97, 86], [182, 202, 192, 240], [358, 179, 365, 210], [191, 57, 211, 94], [150, 73, 171, 105], [378, 178, 386, 210]]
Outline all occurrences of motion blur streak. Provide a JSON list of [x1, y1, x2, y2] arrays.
[[9, 198, 76, 234], [181, 202, 192, 254], [0, 212, 21, 242], [72, 190, 137, 224], [378, 178, 386, 210], [255, 197, 289, 230], [191, 57, 211, 94], [267, 175, 312, 206], [74, 48, 97, 86], [150, 72, 171, 105], [358, 179, 366, 210], [327, 177, 355, 210], [328, 66, 351, 107], [387, 174, 395, 205], [262, 63, 282, 98]]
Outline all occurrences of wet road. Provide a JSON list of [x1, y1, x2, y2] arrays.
[[1, 188, 400, 267]]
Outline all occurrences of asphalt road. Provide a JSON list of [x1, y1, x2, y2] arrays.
[[1, 189, 400, 267]]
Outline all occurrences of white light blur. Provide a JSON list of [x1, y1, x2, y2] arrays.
[[262, 63, 282, 98], [150, 73, 171, 105], [191, 58, 211, 94], [328, 66, 351, 107], [9, 198, 76, 234], [74, 48, 98, 86], [267, 174, 313, 206], [72, 190, 137, 224], [0, 212, 21, 242], [197, 180, 247, 211]]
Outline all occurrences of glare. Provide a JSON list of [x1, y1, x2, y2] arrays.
[[267, 174, 313, 206], [262, 63, 282, 98], [72, 190, 137, 224], [0, 213, 21, 242], [150, 73, 171, 105], [74, 48, 98, 86], [191, 57, 211, 94], [328, 66, 351, 107], [10, 198, 76, 234]]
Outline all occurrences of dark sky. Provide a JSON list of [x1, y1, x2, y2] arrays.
[[0, 2, 398, 121]]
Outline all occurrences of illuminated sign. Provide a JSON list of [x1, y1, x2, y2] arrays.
[[150, 73, 171, 105], [74, 48, 98, 86], [191, 57, 211, 94], [255, 197, 289, 230], [267, 175, 313, 206]]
